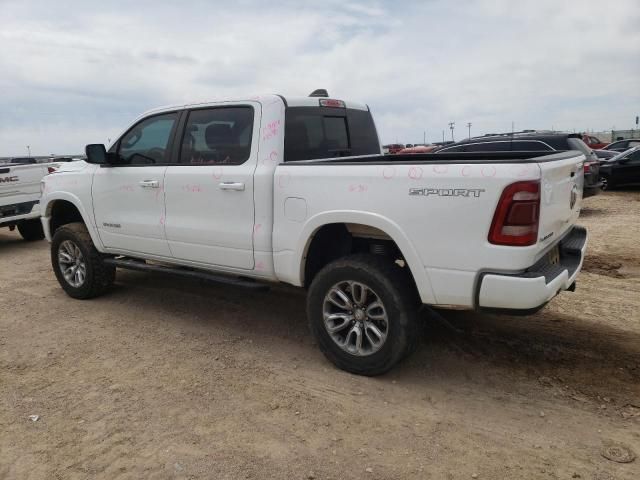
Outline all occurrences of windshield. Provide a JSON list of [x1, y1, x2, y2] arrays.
[[610, 146, 639, 161]]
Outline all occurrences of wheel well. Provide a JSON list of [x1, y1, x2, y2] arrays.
[[303, 223, 411, 287], [49, 200, 84, 233]]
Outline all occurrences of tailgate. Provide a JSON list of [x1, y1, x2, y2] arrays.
[[0, 164, 46, 205], [537, 152, 585, 247]]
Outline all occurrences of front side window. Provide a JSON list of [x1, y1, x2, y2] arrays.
[[180, 107, 254, 165], [118, 113, 178, 164]]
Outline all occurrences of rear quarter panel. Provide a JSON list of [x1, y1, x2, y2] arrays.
[[273, 161, 550, 306]]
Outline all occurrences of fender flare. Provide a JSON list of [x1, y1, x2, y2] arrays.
[[293, 210, 436, 304], [42, 192, 105, 251]]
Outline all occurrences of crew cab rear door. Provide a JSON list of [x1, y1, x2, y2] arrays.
[[163, 103, 259, 270]]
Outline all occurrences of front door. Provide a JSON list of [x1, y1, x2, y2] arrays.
[[93, 112, 180, 257], [163, 104, 259, 269]]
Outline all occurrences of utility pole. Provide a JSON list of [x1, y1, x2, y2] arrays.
[[423, 131, 426, 145], [511, 121, 515, 134], [442, 130, 445, 142], [448, 121, 455, 142], [26, 145, 31, 157], [466, 122, 472, 139]]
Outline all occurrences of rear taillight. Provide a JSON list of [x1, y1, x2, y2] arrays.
[[583, 163, 591, 173], [489, 180, 540, 246], [47, 166, 57, 174]]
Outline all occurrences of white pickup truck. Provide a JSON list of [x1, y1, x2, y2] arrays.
[[40, 93, 588, 375], [0, 162, 52, 240]]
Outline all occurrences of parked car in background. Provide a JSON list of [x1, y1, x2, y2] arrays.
[[581, 134, 608, 150], [598, 146, 640, 190], [602, 138, 640, 153], [9, 157, 37, 164], [594, 150, 618, 161], [382, 144, 405, 154], [398, 145, 439, 154], [1, 161, 58, 240], [434, 131, 602, 197]]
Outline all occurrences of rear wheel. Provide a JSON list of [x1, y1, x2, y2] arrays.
[[51, 222, 115, 299], [600, 174, 611, 191], [307, 254, 420, 376], [17, 219, 44, 241]]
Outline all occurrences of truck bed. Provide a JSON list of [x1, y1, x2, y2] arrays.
[[273, 149, 586, 309], [285, 150, 577, 165]]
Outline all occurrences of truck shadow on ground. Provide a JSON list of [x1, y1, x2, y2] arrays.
[[0, 233, 46, 253], [113, 269, 640, 406]]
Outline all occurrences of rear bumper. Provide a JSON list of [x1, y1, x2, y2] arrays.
[[477, 226, 587, 314]]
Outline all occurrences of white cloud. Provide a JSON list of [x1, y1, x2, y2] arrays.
[[0, 0, 638, 155]]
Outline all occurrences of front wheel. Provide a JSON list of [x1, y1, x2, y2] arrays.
[[600, 174, 611, 191], [307, 254, 420, 376], [18, 219, 44, 241], [51, 222, 115, 299]]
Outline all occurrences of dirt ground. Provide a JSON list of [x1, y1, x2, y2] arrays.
[[1, 190, 639, 480]]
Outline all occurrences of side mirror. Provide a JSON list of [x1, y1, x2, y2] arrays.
[[85, 144, 107, 164]]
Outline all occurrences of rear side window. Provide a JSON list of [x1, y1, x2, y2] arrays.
[[284, 107, 379, 161], [180, 107, 254, 165]]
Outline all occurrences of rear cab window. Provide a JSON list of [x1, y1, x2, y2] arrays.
[[284, 106, 380, 161]]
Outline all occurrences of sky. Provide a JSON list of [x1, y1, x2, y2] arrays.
[[1, 0, 639, 156]]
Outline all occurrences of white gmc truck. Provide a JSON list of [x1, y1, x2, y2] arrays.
[[40, 92, 588, 375], [0, 162, 51, 240]]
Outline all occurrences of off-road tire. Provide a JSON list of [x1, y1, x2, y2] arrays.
[[51, 222, 115, 299], [18, 219, 45, 241], [307, 254, 421, 376]]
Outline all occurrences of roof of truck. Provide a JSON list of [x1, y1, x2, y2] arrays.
[[136, 94, 369, 120]]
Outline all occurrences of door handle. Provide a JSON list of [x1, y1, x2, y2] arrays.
[[219, 182, 245, 191], [139, 180, 159, 188]]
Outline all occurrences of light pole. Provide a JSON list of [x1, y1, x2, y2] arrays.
[[26, 145, 31, 157], [467, 122, 472, 139], [448, 122, 455, 142]]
